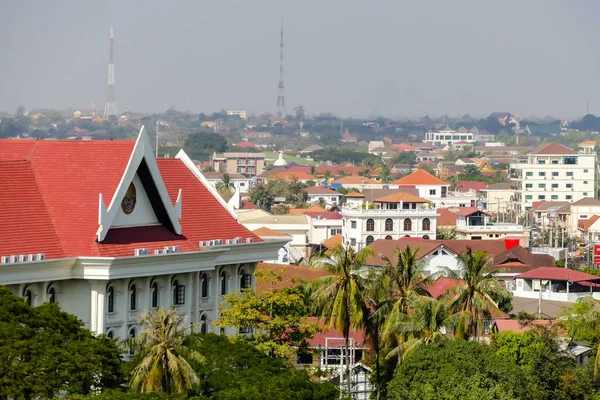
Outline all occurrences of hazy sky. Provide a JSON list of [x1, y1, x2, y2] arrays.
[[2, 1, 600, 118]]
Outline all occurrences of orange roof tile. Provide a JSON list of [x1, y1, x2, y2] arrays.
[[344, 192, 365, 198], [274, 171, 316, 180], [534, 143, 576, 155], [374, 192, 429, 203], [333, 175, 379, 185], [578, 215, 600, 232], [394, 169, 447, 185], [322, 233, 343, 248], [252, 227, 290, 237], [289, 204, 327, 214]]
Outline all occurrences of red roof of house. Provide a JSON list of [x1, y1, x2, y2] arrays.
[[437, 208, 458, 226], [304, 211, 343, 220], [305, 317, 365, 347], [456, 180, 487, 192], [274, 171, 315, 180], [240, 200, 258, 210], [0, 139, 260, 260], [394, 169, 447, 186], [534, 143, 576, 155], [492, 319, 555, 334], [578, 215, 600, 232], [304, 186, 342, 195], [427, 277, 464, 298], [455, 207, 488, 217], [515, 267, 600, 282], [255, 263, 330, 293], [234, 141, 259, 149]]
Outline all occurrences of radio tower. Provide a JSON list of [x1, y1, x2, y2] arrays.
[[103, 26, 118, 118], [276, 19, 286, 117]]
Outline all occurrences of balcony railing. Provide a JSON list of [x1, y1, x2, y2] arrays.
[[341, 206, 437, 216], [458, 224, 524, 232]]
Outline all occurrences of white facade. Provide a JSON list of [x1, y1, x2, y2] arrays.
[[341, 204, 438, 250], [308, 216, 343, 246], [510, 148, 598, 211], [511, 278, 600, 303], [241, 216, 310, 263], [203, 173, 252, 194], [455, 211, 526, 241], [565, 201, 600, 234], [423, 127, 475, 146]]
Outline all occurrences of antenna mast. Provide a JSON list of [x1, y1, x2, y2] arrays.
[[103, 26, 118, 117], [276, 18, 286, 117]]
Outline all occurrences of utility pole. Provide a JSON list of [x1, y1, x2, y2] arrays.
[[538, 280, 543, 318]]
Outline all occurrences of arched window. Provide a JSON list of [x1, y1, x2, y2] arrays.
[[403, 218, 412, 231], [220, 271, 227, 295], [366, 219, 375, 232], [200, 273, 208, 298], [107, 285, 115, 313], [128, 327, 136, 355], [23, 287, 32, 307], [366, 235, 374, 245], [200, 314, 208, 334], [150, 281, 158, 308], [240, 269, 252, 289], [385, 235, 393, 240], [129, 282, 137, 311], [47, 286, 56, 304], [422, 235, 430, 240], [172, 280, 185, 305], [107, 330, 114, 339], [385, 218, 393, 231], [422, 218, 431, 231]]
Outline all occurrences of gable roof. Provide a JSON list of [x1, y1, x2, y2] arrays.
[[456, 180, 487, 192], [273, 171, 315, 180], [515, 267, 600, 282], [332, 175, 379, 185], [492, 246, 555, 274], [255, 262, 329, 293], [534, 143, 576, 155], [304, 211, 343, 220], [322, 233, 343, 248], [573, 197, 600, 206], [304, 186, 342, 196], [252, 227, 291, 238], [373, 192, 429, 203], [578, 215, 600, 232], [492, 319, 555, 334], [0, 135, 260, 260], [455, 207, 488, 217], [289, 204, 327, 214], [344, 192, 365, 198], [437, 208, 458, 226], [394, 169, 447, 186]]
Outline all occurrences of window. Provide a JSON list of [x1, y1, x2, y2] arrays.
[[350, 221, 357, 229], [172, 280, 185, 305], [539, 172, 546, 177], [563, 156, 578, 165], [551, 195, 558, 200], [538, 159, 546, 164], [566, 184, 572, 188], [107, 330, 114, 339], [584, 181, 589, 184], [538, 184, 546, 189], [581, 215, 588, 219], [23, 288, 32, 307], [526, 172, 533, 177], [422, 218, 431, 231], [566, 172, 574, 177], [330, 228, 342, 236], [200, 314, 208, 334], [350, 238, 356, 246], [566, 195, 572, 200], [429, 189, 437, 196], [128, 328, 136, 355], [47, 286, 56, 304], [552, 172, 559, 177], [525, 184, 532, 188], [584, 169, 589, 173], [239, 327, 252, 334], [422, 235, 430, 240], [403, 218, 412, 231], [385, 218, 393, 231], [240, 270, 252, 289], [200, 273, 208, 298], [385, 235, 393, 240], [107, 286, 115, 313], [551, 183, 558, 188], [366, 219, 375, 231], [584, 192, 589, 196], [525, 195, 532, 200], [220, 271, 227, 295], [551, 160, 558, 165], [129, 283, 137, 311], [150, 281, 158, 308], [366, 235, 374, 245], [538, 195, 545, 200]]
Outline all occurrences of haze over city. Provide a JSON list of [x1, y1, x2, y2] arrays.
[[3, 0, 600, 118]]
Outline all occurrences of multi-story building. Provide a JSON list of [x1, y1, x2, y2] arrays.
[[226, 109, 247, 119], [202, 172, 252, 194], [394, 169, 449, 207], [510, 143, 598, 212], [453, 208, 526, 241], [341, 192, 438, 250], [423, 126, 475, 146], [212, 152, 265, 176], [0, 129, 284, 340]]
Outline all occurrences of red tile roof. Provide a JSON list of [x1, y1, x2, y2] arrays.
[[305, 317, 365, 347], [427, 277, 464, 298], [255, 263, 330, 293], [304, 211, 343, 220], [304, 186, 342, 195], [289, 204, 327, 214], [374, 192, 429, 203], [492, 319, 555, 334], [578, 215, 600, 232], [322, 233, 343, 248], [233, 141, 259, 149], [455, 207, 488, 217], [333, 175, 379, 185], [274, 171, 316, 180], [394, 169, 447, 186], [240, 200, 258, 210], [252, 227, 290, 237], [492, 246, 556, 274], [0, 139, 260, 260], [437, 208, 458, 226], [456, 180, 487, 192], [515, 267, 600, 282], [534, 143, 576, 155], [344, 192, 365, 198]]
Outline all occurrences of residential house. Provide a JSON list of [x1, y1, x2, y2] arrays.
[[0, 129, 283, 340], [482, 182, 518, 214], [423, 127, 475, 146], [510, 267, 600, 302], [305, 211, 343, 247], [394, 169, 449, 206], [252, 228, 292, 264], [510, 143, 598, 212], [331, 175, 382, 190], [454, 207, 526, 241], [342, 192, 437, 250], [564, 198, 600, 235], [304, 186, 343, 206], [212, 152, 266, 176], [202, 172, 252, 194]]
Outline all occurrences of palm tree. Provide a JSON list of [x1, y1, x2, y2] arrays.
[[216, 173, 234, 198], [445, 248, 504, 339], [130, 307, 204, 394], [323, 169, 333, 182], [378, 163, 392, 184], [310, 243, 374, 396], [384, 292, 466, 361]]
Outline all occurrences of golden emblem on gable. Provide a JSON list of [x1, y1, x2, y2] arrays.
[[121, 183, 137, 214]]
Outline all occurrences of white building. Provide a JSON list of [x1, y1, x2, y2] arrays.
[[202, 172, 252, 194], [226, 109, 247, 119], [510, 143, 598, 212], [423, 126, 475, 146], [510, 267, 600, 303], [341, 192, 438, 250], [394, 169, 449, 206], [0, 128, 284, 340], [304, 186, 343, 207], [453, 207, 526, 241]]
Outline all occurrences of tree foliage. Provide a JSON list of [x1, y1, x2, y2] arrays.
[[184, 132, 228, 160]]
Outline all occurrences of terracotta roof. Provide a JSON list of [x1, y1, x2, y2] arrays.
[[515, 267, 600, 282], [373, 192, 429, 203], [344, 192, 365, 198], [573, 197, 600, 206], [492, 319, 555, 334], [274, 171, 316, 180], [437, 208, 458, 226], [392, 143, 418, 152], [305, 317, 365, 347], [578, 215, 600, 232], [322, 233, 343, 248], [333, 175, 379, 185], [255, 263, 330, 293], [580, 140, 600, 147], [304, 211, 343, 220], [533, 201, 571, 212], [304, 186, 342, 195], [253, 227, 290, 238], [363, 188, 419, 202], [492, 246, 556, 274], [534, 143, 576, 155], [240, 200, 258, 210], [289, 204, 327, 214], [456, 180, 487, 192], [233, 141, 259, 149], [485, 182, 514, 190], [0, 139, 260, 259], [394, 169, 447, 186], [455, 207, 488, 217], [428, 277, 464, 298]]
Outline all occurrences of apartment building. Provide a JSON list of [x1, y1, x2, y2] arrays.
[[453, 207, 526, 241], [423, 126, 475, 146], [510, 143, 598, 212], [341, 192, 438, 250], [213, 152, 265, 176]]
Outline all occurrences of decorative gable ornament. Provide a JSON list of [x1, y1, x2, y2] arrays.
[[96, 126, 182, 241]]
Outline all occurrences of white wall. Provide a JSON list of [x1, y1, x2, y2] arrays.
[[112, 174, 159, 228]]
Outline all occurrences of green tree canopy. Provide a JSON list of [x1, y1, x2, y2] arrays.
[[184, 132, 228, 160]]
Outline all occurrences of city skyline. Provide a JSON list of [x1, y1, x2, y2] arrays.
[[2, 0, 600, 118]]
